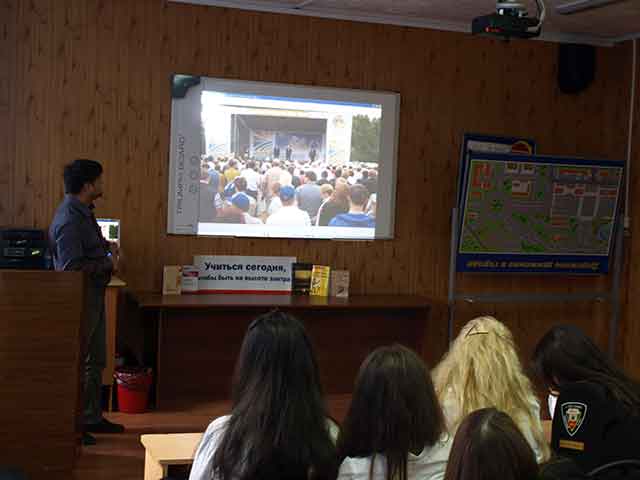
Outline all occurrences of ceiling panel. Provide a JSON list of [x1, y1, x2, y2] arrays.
[[170, 0, 640, 45]]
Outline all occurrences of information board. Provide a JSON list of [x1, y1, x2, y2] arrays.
[[457, 151, 624, 274]]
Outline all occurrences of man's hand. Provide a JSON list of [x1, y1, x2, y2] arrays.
[[108, 241, 119, 256], [108, 242, 122, 274]]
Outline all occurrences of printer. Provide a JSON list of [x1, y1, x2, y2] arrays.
[[0, 228, 51, 269]]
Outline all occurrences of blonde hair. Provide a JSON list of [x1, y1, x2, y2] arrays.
[[433, 316, 550, 461], [320, 184, 334, 197]]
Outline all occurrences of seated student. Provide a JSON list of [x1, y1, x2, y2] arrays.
[[337, 345, 451, 480], [189, 311, 338, 480], [533, 325, 640, 474], [443, 408, 539, 480], [329, 184, 375, 228], [432, 316, 549, 463]]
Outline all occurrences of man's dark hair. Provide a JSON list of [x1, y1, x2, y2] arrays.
[[321, 171, 329, 179], [305, 170, 317, 182], [349, 184, 369, 207], [63, 159, 103, 195], [234, 176, 248, 192]]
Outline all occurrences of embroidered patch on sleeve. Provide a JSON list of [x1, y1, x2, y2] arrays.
[[561, 402, 587, 437]]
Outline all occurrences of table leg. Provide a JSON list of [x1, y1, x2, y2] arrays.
[[156, 309, 164, 410], [104, 286, 119, 410], [144, 451, 167, 480]]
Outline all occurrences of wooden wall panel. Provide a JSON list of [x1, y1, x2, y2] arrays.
[[623, 44, 640, 377], [0, 0, 16, 226], [4, 0, 635, 364]]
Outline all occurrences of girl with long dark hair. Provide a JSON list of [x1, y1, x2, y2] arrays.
[[189, 311, 338, 480], [533, 325, 640, 472], [337, 345, 450, 480], [443, 408, 539, 480]]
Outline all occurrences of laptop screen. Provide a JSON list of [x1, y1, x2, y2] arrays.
[[97, 218, 120, 244]]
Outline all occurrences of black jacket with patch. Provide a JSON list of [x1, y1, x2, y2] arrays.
[[552, 381, 640, 474]]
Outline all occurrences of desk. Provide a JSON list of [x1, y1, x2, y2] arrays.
[[104, 276, 126, 410], [134, 294, 430, 409], [141, 433, 202, 480], [0, 270, 84, 479]]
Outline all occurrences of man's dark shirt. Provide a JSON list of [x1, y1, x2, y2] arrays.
[[49, 195, 113, 288]]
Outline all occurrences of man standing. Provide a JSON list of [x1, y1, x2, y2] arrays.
[[328, 184, 376, 228], [49, 159, 124, 446], [263, 159, 284, 203], [240, 160, 261, 200], [308, 146, 317, 164], [266, 186, 311, 227], [296, 171, 323, 221]]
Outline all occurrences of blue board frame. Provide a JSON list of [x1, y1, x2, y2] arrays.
[[456, 151, 624, 274]]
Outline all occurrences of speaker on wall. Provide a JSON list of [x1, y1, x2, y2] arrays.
[[558, 43, 596, 94]]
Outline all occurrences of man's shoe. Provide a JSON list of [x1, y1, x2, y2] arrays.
[[82, 432, 97, 446], [85, 418, 125, 434]]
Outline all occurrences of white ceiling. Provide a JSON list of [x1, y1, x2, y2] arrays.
[[170, 0, 640, 46]]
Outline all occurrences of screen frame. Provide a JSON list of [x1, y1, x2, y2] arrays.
[[167, 75, 400, 240]]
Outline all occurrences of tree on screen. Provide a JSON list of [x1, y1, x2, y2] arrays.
[[351, 115, 381, 164]]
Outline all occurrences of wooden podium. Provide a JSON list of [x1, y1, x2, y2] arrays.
[[134, 293, 430, 409], [0, 270, 85, 480]]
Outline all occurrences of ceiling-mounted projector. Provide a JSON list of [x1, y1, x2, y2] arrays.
[[472, 0, 546, 40]]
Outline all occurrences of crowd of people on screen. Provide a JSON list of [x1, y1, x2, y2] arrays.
[[199, 154, 378, 228], [182, 312, 640, 480]]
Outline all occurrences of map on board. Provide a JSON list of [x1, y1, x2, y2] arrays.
[[459, 157, 623, 257]]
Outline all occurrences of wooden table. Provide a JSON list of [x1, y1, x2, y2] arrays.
[[140, 433, 202, 480], [133, 294, 430, 409], [104, 276, 126, 410]]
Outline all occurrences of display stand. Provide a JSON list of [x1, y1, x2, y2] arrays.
[[448, 208, 625, 357]]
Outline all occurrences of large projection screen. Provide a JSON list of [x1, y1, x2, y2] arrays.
[[168, 75, 400, 240]]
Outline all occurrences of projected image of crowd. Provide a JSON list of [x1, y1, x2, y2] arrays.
[[198, 151, 378, 229]]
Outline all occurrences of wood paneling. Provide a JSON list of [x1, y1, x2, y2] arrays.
[[0, 270, 84, 479], [0, 0, 16, 226], [136, 295, 428, 406], [622, 44, 640, 377], [2, 0, 635, 365]]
